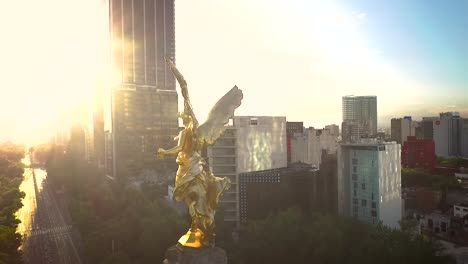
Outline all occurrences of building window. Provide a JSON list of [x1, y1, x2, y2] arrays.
[[361, 200, 367, 206], [354, 182, 358, 189], [352, 174, 358, 181], [353, 206, 358, 213], [441, 222, 447, 232], [353, 198, 358, 204], [353, 166, 357, 173], [372, 202, 376, 209], [353, 190, 357, 196], [352, 158, 358, 165], [371, 210, 377, 217], [362, 183, 366, 190]]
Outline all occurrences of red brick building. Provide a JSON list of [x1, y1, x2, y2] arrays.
[[402, 136, 436, 169]]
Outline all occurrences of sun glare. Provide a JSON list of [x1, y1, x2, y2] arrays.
[[0, 0, 107, 144]]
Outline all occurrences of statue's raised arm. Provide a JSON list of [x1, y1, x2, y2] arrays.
[[165, 57, 199, 128]]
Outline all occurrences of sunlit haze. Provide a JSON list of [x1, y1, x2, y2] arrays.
[[1, 0, 467, 144]]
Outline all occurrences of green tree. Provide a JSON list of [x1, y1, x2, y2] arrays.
[[238, 208, 455, 264], [0, 142, 26, 264], [45, 144, 188, 263]]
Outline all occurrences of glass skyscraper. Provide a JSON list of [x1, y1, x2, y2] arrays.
[[342, 95, 377, 143], [107, 0, 178, 178]]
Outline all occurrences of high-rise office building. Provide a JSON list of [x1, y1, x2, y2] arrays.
[[110, 0, 176, 88], [286, 122, 304, 164], [417, 117, 439, 139], [207, 127, 238, 232], [108, 0, 178, 178], [338, 139, 402, 228], [462, 119, 468, 158], [93, 80, 105, 168], [433, 112, 468, 158], [391, 116, 417, 145], [342, 96, 377, 142]]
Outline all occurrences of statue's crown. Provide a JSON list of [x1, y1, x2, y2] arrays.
[[178, 112, 192, 120]]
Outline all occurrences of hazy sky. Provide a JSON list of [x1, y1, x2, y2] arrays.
[[1, 0, 467, 144]]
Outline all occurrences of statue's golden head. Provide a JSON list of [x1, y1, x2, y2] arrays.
[[178, 112, 192, 126]]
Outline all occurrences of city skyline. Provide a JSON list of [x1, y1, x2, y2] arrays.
[[1, 0, 467, 144]]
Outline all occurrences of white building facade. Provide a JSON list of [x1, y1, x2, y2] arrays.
[[233, 116, 287, 173], [207, 116, 287, 231], [291, 126, 339, 166], [391, 117, 417, 145], [434, 112, 468, 158], [338, 140, 402, 228]]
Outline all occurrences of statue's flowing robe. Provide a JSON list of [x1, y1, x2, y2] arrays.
[[172, 127, 231, 231]]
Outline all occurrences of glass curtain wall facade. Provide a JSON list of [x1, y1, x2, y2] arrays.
[[342, 96, 377, 142], [109, 0, 178, 178]]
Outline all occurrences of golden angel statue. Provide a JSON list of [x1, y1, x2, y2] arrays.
[[157, 57, 243, 248]]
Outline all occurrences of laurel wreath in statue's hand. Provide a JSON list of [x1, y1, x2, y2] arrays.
[[157, 148, 165, 160]]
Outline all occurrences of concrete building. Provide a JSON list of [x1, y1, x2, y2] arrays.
[[207, 127, 238, 231], [338, 139, 402, 228], [462, 119, 468, 158], [291, 131, 308, 165], [93, 80, 105, 168], [108, 0, 178, 178], [104, 131, 114, 178], [325, 124, 340, 137], [417, 117, 439, 139], [207, 116, 287, 232], [69, 125, 87, 161], [420, 211, 450, 235], [342, 95, 378, 142], [239, 164, 317, 225], [239, 161, 336, 225], [286, 122, 304, 164], [454, 204, 468, 218], [291, 126, 339, 166], [391, 116, 417, 145], [434, 112, 468, 158]]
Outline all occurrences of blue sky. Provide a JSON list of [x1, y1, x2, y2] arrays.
[[338, 0, 468, 94]]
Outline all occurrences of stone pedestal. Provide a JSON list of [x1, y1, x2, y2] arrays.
[[162, 244, 227, 264]]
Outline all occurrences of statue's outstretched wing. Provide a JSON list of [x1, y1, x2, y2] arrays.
[[165, 57, 199, 128], [196, 86, 243, 147]]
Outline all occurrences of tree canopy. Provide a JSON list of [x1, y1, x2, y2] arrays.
[[0, 142, 26, 264], [438, 157, 468, 168], [237, 208, 455, 264], [46, 144, 187, 264], [402, 168, 461, 191]]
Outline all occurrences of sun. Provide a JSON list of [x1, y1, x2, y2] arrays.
[[0, 0, 109, 144]]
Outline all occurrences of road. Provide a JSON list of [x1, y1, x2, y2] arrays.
[[16, 166, 84, 264]]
